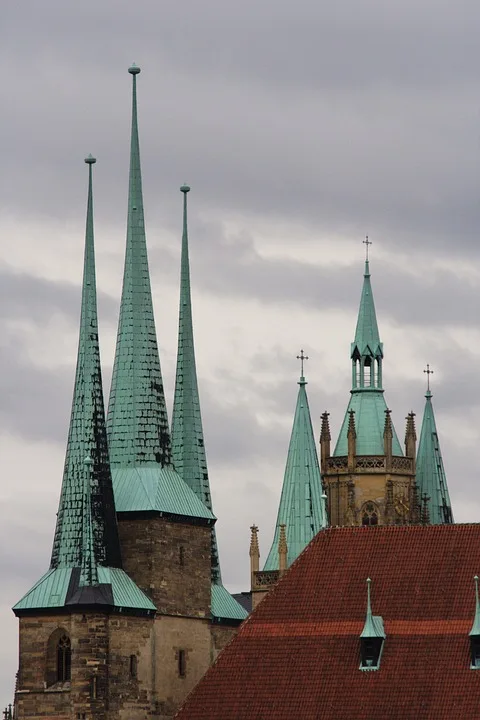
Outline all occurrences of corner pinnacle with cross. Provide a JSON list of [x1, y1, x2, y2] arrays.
[[297, 349, 308, 381]]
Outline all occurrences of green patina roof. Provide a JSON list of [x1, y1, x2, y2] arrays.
[[469, 576, 480, 637], [416, 390, 453, 524], [112, 466, 213, 519], [360, 578, 385, 639], [351, 260, 383, 359], [264, 374, 327, 571], [14, 567, 155, 613], [14, 157, 154, 614], [211, 583, 247, 622], [334, 390, 403, 456], [172, 187, 221, 576], [171, 187, 244, 621], [335, 259, 402, 457], [106, 67, 213, 522]]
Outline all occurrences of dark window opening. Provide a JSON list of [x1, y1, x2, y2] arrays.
[[471, 638, 480, 669], [360, 637, 383, 669], [179, 546, 185, 566], [362, 502, 379, 526], [130, 654, 138, 678], [57, 635, 71, 682], [364, 358, 372, 387], [178, 649, 186, 678]]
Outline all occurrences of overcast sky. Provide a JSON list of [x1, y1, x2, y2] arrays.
[[2, 0, 480, 704]]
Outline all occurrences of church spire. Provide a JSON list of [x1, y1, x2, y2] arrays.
[[263, 355, 327, 571], [172, 184, 221, 583], [14, 158, 155, 615], [107, 64, 171, 469], [106, 67, 212, 523], [416, 368, 453, 524], [51, 155, 121, 574], [334, 250, 402, 457]]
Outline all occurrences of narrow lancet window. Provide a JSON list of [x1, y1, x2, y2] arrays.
[[57, 635, 71, 682]]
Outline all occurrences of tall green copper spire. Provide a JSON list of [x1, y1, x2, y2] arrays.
[[171, 186, 247, 622], [107, 64, 171, 468], [416, 368, 453, 524], [172, 185, 221, 580], [14, 158, 155, 615], [264, 354, 327, 570], [334, 251, 402, 456], [106, 66, 213, 523]]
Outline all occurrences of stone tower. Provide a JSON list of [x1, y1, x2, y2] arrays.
[[13, 157, 156, 720], [321, 256, 418, 526], [250, 356, 327, 607]]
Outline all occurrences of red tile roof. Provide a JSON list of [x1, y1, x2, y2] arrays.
[[176, 524, 480, 719]]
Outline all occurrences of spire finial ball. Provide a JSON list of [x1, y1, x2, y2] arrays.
[[180, 184, 191, 193], [128, 63, 141, 75], [84, 154, 96, 165]]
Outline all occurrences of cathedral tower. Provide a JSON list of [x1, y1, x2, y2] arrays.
[[322, 251, 418, 526], [13, 157, 156, 720]]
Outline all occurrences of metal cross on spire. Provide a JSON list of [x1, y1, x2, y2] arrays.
[[423, 364, 434, 392], [363, 235, 372, 261], [297, 349, 309, 377]]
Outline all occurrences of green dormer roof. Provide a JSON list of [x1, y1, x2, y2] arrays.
[[14, 158, 155, 616], [416, 388, 453, 524], [264, 369, 327, 571], [171, 186, 246, 622], [334, 257, 402, 457], [106, 67, 213, 523]]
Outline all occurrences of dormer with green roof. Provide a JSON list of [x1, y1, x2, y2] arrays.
[[171, 185, 246, 624], [322, 246, 418, 527], [416, 368, 453, 525], [14, 157, 155, 617]]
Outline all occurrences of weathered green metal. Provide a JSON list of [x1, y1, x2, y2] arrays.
[[211, 583, 248, 622], [106, 67, 213, 522], [360, 578, 385, 639], [172, 186, 221, 576], [416, 388, 453, 524], [469, 576, 480, 637], [264, 372, 327, 571], [14, 158, 155, 614], [171, 186, 246, 620], [334, 259, 402, 456]]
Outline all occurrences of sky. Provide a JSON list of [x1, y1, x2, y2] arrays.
[[2, 0, 480, 704]]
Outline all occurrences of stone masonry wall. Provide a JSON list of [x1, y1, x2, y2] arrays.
[[117, 516, 211, 617], [15, 612, 154, 720]]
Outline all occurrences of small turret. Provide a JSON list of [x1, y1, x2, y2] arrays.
[[320, 411, 331, 472], [249, 525, 260, 589], [405, 411, 417, 468], [347, 410, 356, 471], [383, 409, 393, 470], [278, 524, 288, 575]]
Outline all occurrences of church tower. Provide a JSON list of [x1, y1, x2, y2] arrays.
[[171, 184, 247, 643], [416, 367, 453, 524], [13, 157, 156, 720], [250, 353, 327, 607], [106, 65, 221, 717], [322, 249, 418, 526]]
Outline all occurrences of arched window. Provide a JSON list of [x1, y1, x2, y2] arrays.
[[179, 546, 185, 567], [361, 502, 379, 526], [364, 357, 372, 387], [57, 635, 71, 682], [130, 654, 138, 678]]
